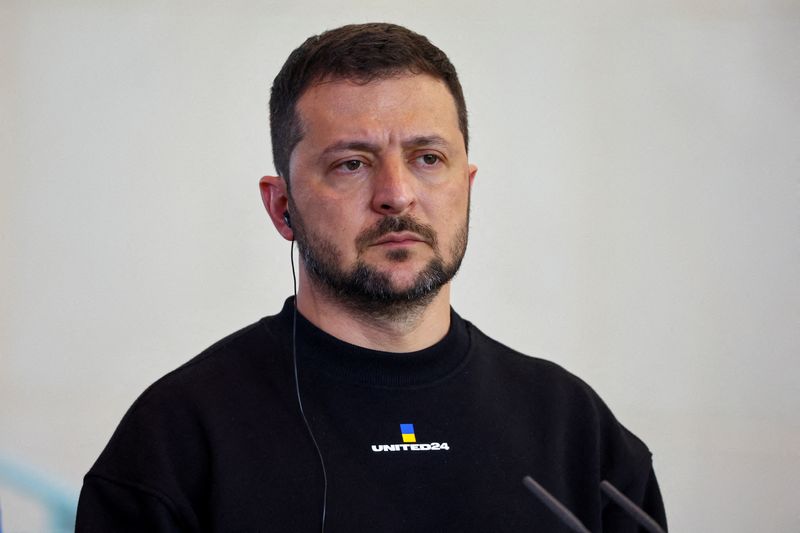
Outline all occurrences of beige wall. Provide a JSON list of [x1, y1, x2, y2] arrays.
[[2, 1, 799, 531]]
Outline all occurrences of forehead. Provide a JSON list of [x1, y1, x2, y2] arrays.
[[294, 74, 463, 149]]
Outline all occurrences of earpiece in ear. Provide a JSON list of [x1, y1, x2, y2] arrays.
[[283, 211, 292, 229]]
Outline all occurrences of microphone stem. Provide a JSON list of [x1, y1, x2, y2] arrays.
[[600, 480, 665, 533]]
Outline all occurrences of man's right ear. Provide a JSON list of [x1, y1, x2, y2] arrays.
[[259, 175, 293, 241]]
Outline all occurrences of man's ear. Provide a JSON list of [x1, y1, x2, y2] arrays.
[[468, 164, 478, 189], [259, 175, 293, 241]]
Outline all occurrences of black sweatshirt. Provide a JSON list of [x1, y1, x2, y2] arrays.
[[77, 298, 667, 532]]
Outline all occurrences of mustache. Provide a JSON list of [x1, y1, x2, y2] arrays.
[[355, 216, 438, 252]]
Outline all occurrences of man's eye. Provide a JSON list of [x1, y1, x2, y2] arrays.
[[420, 154, 440, 165], [341, 160, 363, 171]]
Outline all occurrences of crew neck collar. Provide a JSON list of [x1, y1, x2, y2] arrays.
[[273, 298, 471, 388]]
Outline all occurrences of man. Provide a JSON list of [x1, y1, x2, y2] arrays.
[[77, 23, 667, 531]]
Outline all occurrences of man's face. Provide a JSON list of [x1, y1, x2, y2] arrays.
[[287, 74, 477, 315]]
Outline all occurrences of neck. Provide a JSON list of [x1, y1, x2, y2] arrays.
[[295, 269, 452, 353]]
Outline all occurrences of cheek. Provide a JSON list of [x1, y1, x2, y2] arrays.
[[308, 200, 368, 250], [428, 184, 470, 218], [296, 187, 361, 230], [327, 204, 366, 234]]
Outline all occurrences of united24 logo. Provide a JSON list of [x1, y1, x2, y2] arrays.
[[370, 423, 451, 453]]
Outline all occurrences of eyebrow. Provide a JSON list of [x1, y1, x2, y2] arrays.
[[320, 140, 380, 157], [401, 135, 451, 151], [319, 135, 452, 158]]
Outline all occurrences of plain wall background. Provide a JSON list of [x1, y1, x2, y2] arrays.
[[2, 1, 798, 531]]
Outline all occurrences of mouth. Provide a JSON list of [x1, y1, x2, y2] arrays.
[[355, 216, 438, 254], [371, 231, 428, 247]]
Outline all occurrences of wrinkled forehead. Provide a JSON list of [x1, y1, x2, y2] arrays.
[[294, 74, 463, 149]]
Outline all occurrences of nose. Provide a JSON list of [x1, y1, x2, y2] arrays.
[[370, 156, 416, 215]]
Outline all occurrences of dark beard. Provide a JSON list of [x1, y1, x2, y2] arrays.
[[290, 207, 468, 320]]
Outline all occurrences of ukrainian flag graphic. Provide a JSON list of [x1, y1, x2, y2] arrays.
[[400, 423, 416, 443]]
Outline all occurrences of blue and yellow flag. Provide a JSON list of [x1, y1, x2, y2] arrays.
[[400, 423, 416, 443]]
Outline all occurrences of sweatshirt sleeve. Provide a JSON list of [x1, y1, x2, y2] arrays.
[[76, 474, 187, 532], [639, 466, 668, 532]]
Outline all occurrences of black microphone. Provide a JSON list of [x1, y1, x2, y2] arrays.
[[600, 480, 666, 533], [522, 476, 591, 533]]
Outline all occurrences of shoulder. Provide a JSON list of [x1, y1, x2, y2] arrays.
[[465, 319, 597, 400], [464, 319, 653, 472], [87, 313, 291, 475], [135, 313, 290, 409], [81, 309, 298, 523]]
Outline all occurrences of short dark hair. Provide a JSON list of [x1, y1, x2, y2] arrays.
[[269, 22, 468, 181]]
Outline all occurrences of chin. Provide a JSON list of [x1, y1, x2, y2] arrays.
[[376, 264, 431, 286]]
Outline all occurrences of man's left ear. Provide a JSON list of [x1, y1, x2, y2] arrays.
[[259, 175, 293, 241], [468, 164, 478, 188]]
